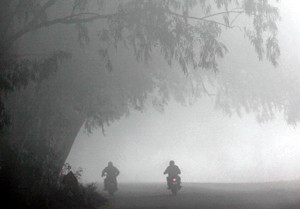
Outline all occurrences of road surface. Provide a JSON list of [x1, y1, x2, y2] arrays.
[[98, 181, 300, 209]]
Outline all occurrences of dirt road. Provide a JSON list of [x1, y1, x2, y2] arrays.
[[98, 182, 300, 209]]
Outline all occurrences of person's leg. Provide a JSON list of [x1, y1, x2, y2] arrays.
[[166, 177, 171, 189], [104, 178, 107, 190], [115, 177, 118, 190], [178, 176, 182, 189], [178, 176, 181, 184]]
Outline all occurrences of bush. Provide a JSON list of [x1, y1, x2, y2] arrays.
[[0, 139, 108, 209], [49, 183, 108, 209]]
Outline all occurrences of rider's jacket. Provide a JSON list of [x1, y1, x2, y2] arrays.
[[102, 166, 120, 179], [164, 165, 181, 177]]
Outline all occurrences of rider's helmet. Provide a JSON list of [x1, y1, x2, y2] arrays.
[[169, 160, 175, 166], [108, 161, 113, 166]]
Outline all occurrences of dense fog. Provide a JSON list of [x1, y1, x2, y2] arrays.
[[63, 0, 300, 184], [3, 1, 300, 209], [3, 0, 299, 184], [66, 99, 300, 183]]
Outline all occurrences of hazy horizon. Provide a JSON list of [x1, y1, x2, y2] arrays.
[[67, 98, 300, 184]]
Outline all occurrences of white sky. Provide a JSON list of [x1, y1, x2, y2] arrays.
[[66, 0, 300, 184]]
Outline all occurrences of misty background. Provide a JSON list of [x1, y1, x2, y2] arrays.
[[4, 1, 300, 209], [66, 0, 300, 184]]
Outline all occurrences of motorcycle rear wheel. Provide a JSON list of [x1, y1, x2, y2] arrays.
[[171, 187, 178, 195]]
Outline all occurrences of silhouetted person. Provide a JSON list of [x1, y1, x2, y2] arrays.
[[101, 161, 120, 190], [163, 160, 181, 189], [62, 170, 79, 192]]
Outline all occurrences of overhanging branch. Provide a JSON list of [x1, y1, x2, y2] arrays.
[[7, 12, 118, 48], [166, 8, 244, 28]]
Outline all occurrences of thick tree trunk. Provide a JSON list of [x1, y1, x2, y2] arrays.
[[5, 85, 87, 171], [55, 112, 86, 167]]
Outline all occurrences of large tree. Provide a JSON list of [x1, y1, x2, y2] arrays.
[[0, 1, 284, 200]]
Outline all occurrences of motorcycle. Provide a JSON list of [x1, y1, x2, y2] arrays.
[[104, 175, 118, 196], [168, 176, 181, 195]]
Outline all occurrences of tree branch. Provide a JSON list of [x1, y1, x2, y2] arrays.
[[6, 0, 57, 46], [7, 2, 244, 49], [7, 12, 117, 48], [166, 8, 243, 28]]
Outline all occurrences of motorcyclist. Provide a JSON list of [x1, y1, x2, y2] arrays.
[[163, 160, 181, 189], [101, 161, 120, 190]]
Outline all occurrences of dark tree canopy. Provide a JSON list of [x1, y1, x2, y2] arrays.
[[0, 0, 286, 172], [0, 0, 281, 132]]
